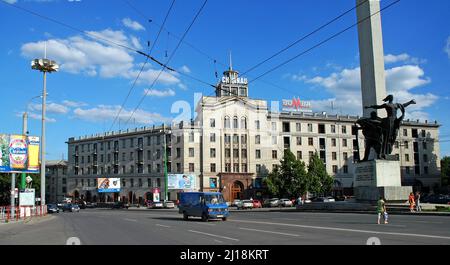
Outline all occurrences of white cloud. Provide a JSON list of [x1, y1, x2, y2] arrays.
[[180, 65, 191, 74], [73, 105, 171, 125], [143, 88, 176, 97], [4, 0, 17, 4], [62, 100, 87, 108], [21, 30, 181, 86], [384, 53, 426, 65], [122, 18, 145, 31], [18, 112, 56, 123], [445, 36, 450, 59], [298, 64, 437, 121], [130, 36, 143, 50], [29, 102, 69, 114]]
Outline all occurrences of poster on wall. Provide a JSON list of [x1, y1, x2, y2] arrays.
[[167, 174, 196, 190], [97, 178, 121, 192], [0, 134, 40, 173]]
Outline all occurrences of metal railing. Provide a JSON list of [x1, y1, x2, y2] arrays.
[[0, 205, 47, 223]]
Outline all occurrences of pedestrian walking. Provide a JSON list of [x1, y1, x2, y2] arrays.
[[408, 192, 416, 212], [376, 197, 388, 224], [383, 197, 389, 224], [415, 191, 422, 212]]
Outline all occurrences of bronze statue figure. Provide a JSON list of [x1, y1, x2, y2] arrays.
[[356, 94, 416, 161]]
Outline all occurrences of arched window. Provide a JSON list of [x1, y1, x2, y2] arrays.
[[233, 116, 239, 129], [224, 116, 231, 129], [241, 117, 247, 129]]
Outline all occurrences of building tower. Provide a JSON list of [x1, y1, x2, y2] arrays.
[[215, 52, 249, 97]]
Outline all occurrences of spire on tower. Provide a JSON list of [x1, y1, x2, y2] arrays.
[[229, 50, 233, 71]]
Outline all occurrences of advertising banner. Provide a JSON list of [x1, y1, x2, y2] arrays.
[[168, 174, 196, 190], [0, 134, 40, 173], [97, 178, 121, 192]]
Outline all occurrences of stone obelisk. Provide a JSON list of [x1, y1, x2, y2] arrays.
[[356, 0, 387, 118]]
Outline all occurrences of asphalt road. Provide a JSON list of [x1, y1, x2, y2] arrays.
[[1, 208, 449, 245]]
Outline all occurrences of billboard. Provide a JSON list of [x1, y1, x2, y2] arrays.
[[0, 134, 40, 173], [97, 178, 121, 193], [168, 174, 197, 190], [19, 189, 35, 206], [282, 97, 312, 113]]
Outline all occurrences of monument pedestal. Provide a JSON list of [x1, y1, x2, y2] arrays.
[[354, 160, 412, 202]]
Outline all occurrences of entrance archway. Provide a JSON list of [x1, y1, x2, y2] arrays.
[[74, 190, 80, 199], [231, 181, 244, 200], [86, 191, 92, 202]]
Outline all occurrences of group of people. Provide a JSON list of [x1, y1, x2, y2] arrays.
[[377, 191, 422, 224], [408, 191, 422, 213]]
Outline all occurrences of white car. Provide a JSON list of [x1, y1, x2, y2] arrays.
[[163, 201, 175, 209], [237, 200, 254, 210], [280, 198, 293, 207], [232, 199, 242, 207]]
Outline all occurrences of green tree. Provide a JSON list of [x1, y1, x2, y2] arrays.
[[307, 152, 334, 196], [0, 173, 40, 205], [264, 149, 308, 198], [441, 156, 450, 186]]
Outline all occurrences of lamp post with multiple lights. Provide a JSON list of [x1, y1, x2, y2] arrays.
[[31, 58, 59, 206]]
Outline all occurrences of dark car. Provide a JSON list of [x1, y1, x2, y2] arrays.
[[62, 203, 80, 212], [112, 202, 129, 209], [47, 204, 59, 214]]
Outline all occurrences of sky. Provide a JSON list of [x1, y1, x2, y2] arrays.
[[0, 0, 449, 160]]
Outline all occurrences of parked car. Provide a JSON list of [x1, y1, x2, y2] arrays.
[[422, 194, 450, 204], [252, 199, 262, 208], [280, 198, 294, 207], [236, 200, 253, 210], [112, 201, 129, 209], [163, 200, 175, 209], [263, 198, 280, 208], [62, 203, 80, 212], [47, 204, 59, 213], [178, 192, 229, 221], [312, 197, 336, 202], [147, 201, 164, 209], [86, 202, 97, 208], [231, 199, 242, 207]]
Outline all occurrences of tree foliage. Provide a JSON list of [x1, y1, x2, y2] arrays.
[[307, 152, 334, 195], [441, 156, 450, 186]]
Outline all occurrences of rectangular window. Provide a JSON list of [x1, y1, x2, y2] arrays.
[[256, 150, 261, 159], [255, 135, 261, 144], [233, 134, 239, 144], [296, 123, 301, 132], [405, 154, 410, 162], [404, 141, 409, 149], [296, 137, 302, 145], [272, 150, 277, 159], [255, 120, 260, 130], [343, 139, 347, 147], [210, 163, 216, 173], [156, 149, 161, 159], [256, 164, 261, 174], [421, 130, 426, 138], [332, 152, 337, 160], [156, 164, 161, 173], [308, 137, 314, 146], [233, 149, 239, 158], [225, 134, 231, 143], [343, 152, 348, 161], [422, 142, 427, 150], [423, 154, 428, 163], [210, 133, 216, 142], [331, 125, 336, 133], [210, 118, 215, 128], [343, 165, 348, 174], [189, 148, 195, 157], [225, 149, 231, 158], [272, 136, 277, 145], [225, 163, 231, 173], [272, 122, 277, 131], [147, 164, 152, 173], [189, 163, 195, 172], [176, 148, 181, 158], [282, 122, 290, 132], [233, 163, 239, 173], [318, 124, 325, 134], [241, 135, 247, 144], [210, 148, 216, 158], [342, 126, 347, 134], [130, 152, 134, 161], [122, 153, 126, 162], [308, 123, 313, 132], [241, 149, 247, 159], [403, 129, 408, 137], [332, 165, 338, 174], [412, 129, 418, 138], [130, 165, 134, 174], [242, 163, 247, 173], [332, 138, 336, 147], [189, 132, 194, 142], [297, 151, 302, 160]]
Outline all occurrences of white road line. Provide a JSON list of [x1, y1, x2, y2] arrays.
[[230, 219, 450, 240], [214, 239, 224, 243], [239, 227, 300, 237], [123, 218, 137, 222], [156, 224, 171, 228], [188, 230, 240, 241], [190, 221, 216, 226]]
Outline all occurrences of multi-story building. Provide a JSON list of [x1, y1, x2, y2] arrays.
[[45, 159, 68, 203], [67, 65, 441, 203]]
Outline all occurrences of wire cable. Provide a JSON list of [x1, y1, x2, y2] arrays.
[[109, 0, 176, 131], [123, 0, 209, 126]]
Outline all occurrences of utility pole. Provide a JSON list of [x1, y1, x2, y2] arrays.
[[21, 112, 28, 190], [163, 127, 168, 201], [10, 173, 16, 219]]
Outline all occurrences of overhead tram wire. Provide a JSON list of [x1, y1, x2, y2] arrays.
[[109, 0, 177, 131], [0, 0, 218, 94], [248, 0, 401, 84], [122, 0, 227, 68], [123, 0, 209, 127]]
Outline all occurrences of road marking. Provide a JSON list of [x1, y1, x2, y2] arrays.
[[190, 221, 216, 226], [156, 224, 171, 228], [123, 218, 137, 222], [188, 230, 239, 242], [230, 219, 450, 240], [214, 239, 224, 243], [239, 227, 300, 237]]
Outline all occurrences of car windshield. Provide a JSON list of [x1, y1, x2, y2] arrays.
[[205, 194, 225, 204], [243, 200, 252, 203]]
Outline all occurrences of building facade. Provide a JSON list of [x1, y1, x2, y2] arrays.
[[45, 160, 68, 203], [67, 66, 441, 203]]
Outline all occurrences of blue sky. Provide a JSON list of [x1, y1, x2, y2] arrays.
[[0, 0, 449, 160]]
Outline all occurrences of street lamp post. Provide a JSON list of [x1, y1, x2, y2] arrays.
[[31, 58, 59, 206]]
